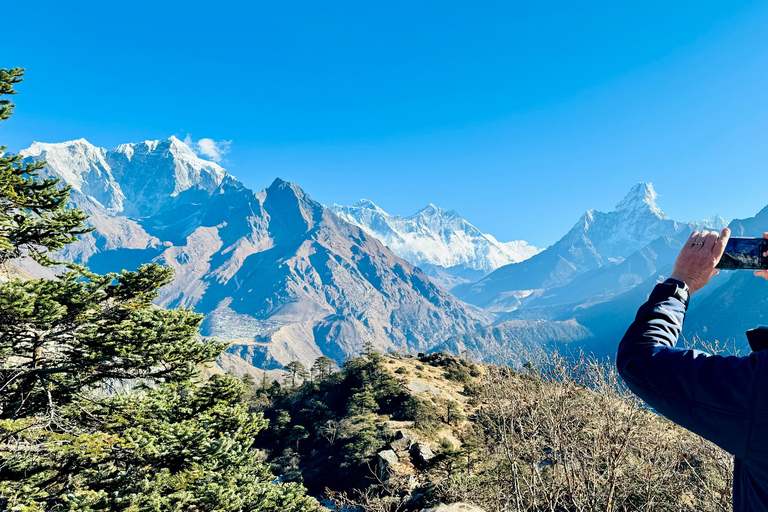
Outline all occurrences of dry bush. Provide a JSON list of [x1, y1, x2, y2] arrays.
[[326, 471, 411, 512], [431, 351, 733, 512]]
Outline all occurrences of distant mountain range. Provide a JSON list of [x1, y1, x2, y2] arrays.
[[15, 136, 767, 369], [18, 138, 487, 370], [331, 200, 540, 289], [453, 183, 727, 312]]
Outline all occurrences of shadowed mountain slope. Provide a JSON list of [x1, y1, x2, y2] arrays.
[[19, 138, 488, 368]]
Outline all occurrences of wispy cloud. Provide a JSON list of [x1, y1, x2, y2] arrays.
[[183, 135, 232, 163]]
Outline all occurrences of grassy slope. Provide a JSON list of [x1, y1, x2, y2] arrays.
[[254, 352, 734, 512]]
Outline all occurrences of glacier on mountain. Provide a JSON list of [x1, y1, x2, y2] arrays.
[[330, 199, 540, 289], [453, 182, 728, 312]]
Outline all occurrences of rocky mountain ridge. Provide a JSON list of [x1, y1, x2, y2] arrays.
[[17, 137, 753, 369], [453, 183, 727, 312], [331, 199, 540, 290], [19, 138, 488, 369]]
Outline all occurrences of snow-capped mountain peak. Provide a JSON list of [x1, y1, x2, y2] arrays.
[[20, 138, 107, 175], [557, 182, 680, 262], [410, 203, 458, 219], [330, 200, 540, 288], [614, 182, 665, 218], [19, 139, 123, 213], [350, 198, 385, 212], [20, 137, 230, 218], [110, 136, 227, 193]]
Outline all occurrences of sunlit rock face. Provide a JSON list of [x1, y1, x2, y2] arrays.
[[20, 138, 487, 369]]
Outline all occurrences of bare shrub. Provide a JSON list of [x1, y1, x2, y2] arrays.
[[431, 351, 733, 512], [326, 470, 412, 512]]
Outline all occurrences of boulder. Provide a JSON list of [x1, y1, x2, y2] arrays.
[[377, 449, 399, 475], [407, 379, 442, 395], [390, 430, 417, 452], [410, 442, 435, 466]]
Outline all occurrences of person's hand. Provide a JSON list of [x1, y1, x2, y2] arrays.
[[754, 231, 768, 281], [669, 227, 730, 294]]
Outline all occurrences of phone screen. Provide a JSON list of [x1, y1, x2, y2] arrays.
[[716, 237, 768, 270]]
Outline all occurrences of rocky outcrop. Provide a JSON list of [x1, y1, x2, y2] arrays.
[[390, 430, 417, 452], [410, 442, 435, 467], [406, 380, 442, 396], [377, 449, 399, 477]]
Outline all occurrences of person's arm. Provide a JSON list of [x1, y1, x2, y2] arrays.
[[616, 227, 761, 458]]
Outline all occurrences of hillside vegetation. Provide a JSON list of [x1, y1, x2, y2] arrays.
[[0, 68, 317, 512], [1, 68, 735, 512], [258, 350, 733, 512]]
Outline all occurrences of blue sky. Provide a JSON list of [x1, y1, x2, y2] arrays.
[[3, 1, 768, 247]]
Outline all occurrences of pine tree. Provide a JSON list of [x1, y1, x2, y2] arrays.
[[0, 68, 92, 267], [0, 69, 318, 512], [311, 355, 336, 381], [284, 360, 309, 387], [0, 263, 223, 420]]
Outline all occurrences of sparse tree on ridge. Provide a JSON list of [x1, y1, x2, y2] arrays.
[[311, 355, 336, 381], [284, 360, 310, 386]]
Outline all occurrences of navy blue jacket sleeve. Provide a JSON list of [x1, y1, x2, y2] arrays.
[[616, 282, 760, 458]]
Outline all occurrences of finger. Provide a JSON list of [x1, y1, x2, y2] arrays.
[[687, 231, 700, 244], [692, 230, 708, 249], [755, 270, 768, 280], [763, 231, 768, 240], [703, 230, 720, 252], [713, 227, 730, 261]]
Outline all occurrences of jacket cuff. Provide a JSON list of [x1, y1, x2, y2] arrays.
[[653, 279, 690, 310]]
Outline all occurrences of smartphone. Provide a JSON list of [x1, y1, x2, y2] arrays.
[[716, 237, 768, 270]]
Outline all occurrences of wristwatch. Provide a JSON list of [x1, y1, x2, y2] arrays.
[[663, 277, 690, 306]]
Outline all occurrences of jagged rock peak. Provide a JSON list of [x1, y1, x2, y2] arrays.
[[411, 202, 457, 218], [267, 177, 304, 196], [265, 178, 316, 211], [614, 182, 664, 217], [351, 198, 382, 210]]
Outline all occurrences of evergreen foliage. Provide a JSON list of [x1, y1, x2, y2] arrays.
[[310, 356, 335, 381], [0, 69, 317, 512], [252, 351, 413, 495], [283, 361, 309, 387], [0, 264, 223, 420], [0, 68, 91, 267]]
